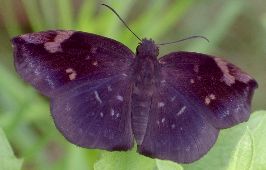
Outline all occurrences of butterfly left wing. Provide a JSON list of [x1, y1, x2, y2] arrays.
[[12, 30, 136, 150]]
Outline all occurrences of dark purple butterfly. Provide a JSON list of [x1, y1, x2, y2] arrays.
[[11, 30, 257, 163]]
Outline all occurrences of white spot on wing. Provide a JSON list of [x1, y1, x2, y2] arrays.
[[92, 61, 98, 66], [122, 73, 128, 77], [111, 109, 115, 116], [171, 124, 176, 129], [65, 68, 77, 80], [159, 60, 166, 64], [215, 57, 253, 85], [209, 94, 216, 100], [194, 65, 199, 73], [230, 66, 253, 83], [65, 103, 71, 111], [94, 91, 102, 104], [161, 118, 166, 123], [205, 97, 211, 105], [90, 47, 97, 54], [44, 31, 74, 53], [100, 112, 104, 117], [45, 75, 55, 88], [234, 104, 242, 113], [205, 93, 216, 105], [214, 57, 235, 86], [116, 95, 124, 101], [158, 102, 165, 108], [107, 85, 112, 92], [220, 110, 230, 118], [190, 79, 195, 84], [177, 106, 186, 116], [235, 72, 252, 83], [34, 67, 41, 76], [171, 96, 176, 102], [85, 55, 90, 60]]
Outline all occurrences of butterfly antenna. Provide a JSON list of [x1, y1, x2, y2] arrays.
[[157, 35, 209, 46], [101, 4, 142, 42]]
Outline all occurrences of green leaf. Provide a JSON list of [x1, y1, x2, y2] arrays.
[[0, 158, 23, 170], [156, 159, 183, 170], [248, 111, 266, 170], [226, 110, 266, 170], [0, 128, 23, 170], [184, 110, 266, 170], [94, 147, 155, 170], [226, 128, 254, 170], [66, 146, 90, 170]]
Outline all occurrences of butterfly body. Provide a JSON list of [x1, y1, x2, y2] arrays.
[[12, 30, 257, 163], [132, 39, 161, 144]]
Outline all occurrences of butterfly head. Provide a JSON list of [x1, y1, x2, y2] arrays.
[[136, 39, 159, 58]]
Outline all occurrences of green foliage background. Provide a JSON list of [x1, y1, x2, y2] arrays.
[[0, 0, 265, 170]]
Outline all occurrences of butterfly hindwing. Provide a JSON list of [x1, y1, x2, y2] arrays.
[[51, 74, 134, 150], [12, 30, 134, 97], [138, 82, 219, 163], [159, 52, 257, 129]]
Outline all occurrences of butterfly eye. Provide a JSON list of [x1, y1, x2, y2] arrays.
[[136, 45, 141, 55]]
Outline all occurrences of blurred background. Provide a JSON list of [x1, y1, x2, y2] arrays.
[[0, 0, 265, 170]]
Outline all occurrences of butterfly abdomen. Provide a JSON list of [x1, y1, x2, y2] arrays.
[[131, 39, 161, 144]]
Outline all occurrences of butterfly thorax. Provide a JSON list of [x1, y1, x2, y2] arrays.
[[131, 39, 161, 144], [136, 39, 159, 57]]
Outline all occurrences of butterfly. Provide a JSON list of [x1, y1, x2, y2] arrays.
[[11, 29, 257, 163]]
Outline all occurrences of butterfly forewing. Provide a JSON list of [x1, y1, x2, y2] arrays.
[[159, 52, 257, 129], [138, 82, 219, 163], [12, 30, 134, 97]]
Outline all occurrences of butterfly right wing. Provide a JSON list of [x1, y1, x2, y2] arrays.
[[137, 51, 257, 163], [51, 74, 134, 150]]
